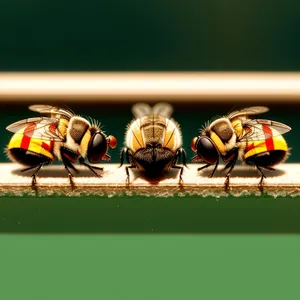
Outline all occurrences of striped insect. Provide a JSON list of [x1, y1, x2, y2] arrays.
[[6, 105, 117, 187], [120, 103, 187, 183], [191, 107, 291, 189]]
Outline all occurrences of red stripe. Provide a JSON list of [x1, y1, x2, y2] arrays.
[[20, 123, 36, 150], [262, 125, 274, 151], [41, 141, 54, 152], [246, 142, 255, 152], [20, 135, 31, 150]]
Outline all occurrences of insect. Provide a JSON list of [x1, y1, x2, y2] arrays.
[[6, 105, 117, 186], [191, 106, 291, 189], [120, 103, 187, 183]]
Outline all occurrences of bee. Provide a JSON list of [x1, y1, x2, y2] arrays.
[[191, 106, 291, 189], [120, 103, 187, 183], [6, 105, 117, 186]]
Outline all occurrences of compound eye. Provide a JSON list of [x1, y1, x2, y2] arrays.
[[87, 132, 108, 163], [197, 136, 219, 164]]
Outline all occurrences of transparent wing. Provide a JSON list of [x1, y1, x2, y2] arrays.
[[131, 103, 152, 118], [132, 102, 173, 118], [238, 119, 292, 142], [29, 105, 74, 120], [228, 106, 269, 120], [6, 117, 65, 141], [152, 103, 173, 118]]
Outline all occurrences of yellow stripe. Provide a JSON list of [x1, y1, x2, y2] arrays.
[[244, 135, 287, 159], [130, 119, 145, 152], [58, 118, 69, 137], [210, 132, 226, 155], [28, 138, 54, 160], [8, 133, 23, 149], [8, 133, 54, 160], [273, 135, 288, 151], [244, 141, 267, 159], [163, 118, 176, 150], [231, 119, 243, 137]]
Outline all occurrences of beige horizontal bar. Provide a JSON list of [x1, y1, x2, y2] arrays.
[[0, 163, 299, 196], [1, 72, 300, 101]]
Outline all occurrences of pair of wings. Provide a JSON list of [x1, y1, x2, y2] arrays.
[[227, 106, 291, 141], [6, 105, 74, 142], [132, 103, 173, 119]]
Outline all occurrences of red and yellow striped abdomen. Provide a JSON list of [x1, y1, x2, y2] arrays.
[[8, 125, 54, 160], [244, 124, 288, 159]]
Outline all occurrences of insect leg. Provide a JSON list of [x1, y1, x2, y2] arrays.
[[209, 160, 219, 178], [28, 163, 44, 187], [223, 158, 238, 191], [197, 164, 212, 172], [256, 165, 267, 189], [197, 162, 219, 177], [21, 165, 39, 173], [60, 156, 78, 187], [262, 166, 276, 172], [125, 165, 136, 185], [21, 161, 49, 188], [172, 165, 184, 183], [126, 149, 137, 184], [176, 148, 188, 167], [79, 157, 103, 177], [119, 147, 129, 167], [172, 149, 187, 183]]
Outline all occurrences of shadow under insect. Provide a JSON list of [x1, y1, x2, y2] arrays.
[[127, 167, 181, 185], [198, 165, 285, 178], [11, 166, 103, 178]]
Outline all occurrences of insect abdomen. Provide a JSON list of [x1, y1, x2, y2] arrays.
[[7, 132, 54, 166], [244, 135, 288, 159]]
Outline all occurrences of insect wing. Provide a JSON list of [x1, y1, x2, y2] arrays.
[[132, 102, 173, 118], [152, 103, 173, 118], [6, 117, 64, 141], [228, 106, 269, 120], [29, 105, 74, 120], [131, 103, 152, 118], [239, 119, 291, 142]]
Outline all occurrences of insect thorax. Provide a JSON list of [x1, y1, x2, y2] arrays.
[[140, 115, 166, 146]]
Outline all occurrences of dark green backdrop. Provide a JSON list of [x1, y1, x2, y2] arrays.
[[1, 0, 300, 71]]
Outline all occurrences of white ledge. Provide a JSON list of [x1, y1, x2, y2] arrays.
[[0, 72, 300, 101], [0, 163, 299, 197]]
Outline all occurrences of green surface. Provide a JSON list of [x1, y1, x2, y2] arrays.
[[1, 0, 300, 71], [0, 234, 299, 300], [0, 195, 300, 233]]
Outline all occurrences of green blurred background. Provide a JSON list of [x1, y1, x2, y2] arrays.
[[1, 1, 300, 298], [1, 0, 300, 71]]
